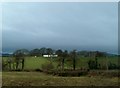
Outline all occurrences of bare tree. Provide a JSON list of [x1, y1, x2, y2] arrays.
[[13, 49, 26, 70], [70, 50, 77, 70]]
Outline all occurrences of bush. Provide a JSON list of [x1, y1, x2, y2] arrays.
[[108, 62, 119, 70], [35, 69, 43, 72], [41, 62, 54, 71], [88, 60, 98, 69], [2, 60, 9, 71], [56, 71, 88, 77]]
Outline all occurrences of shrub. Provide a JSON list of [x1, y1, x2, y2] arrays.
[[2, 60, 9, 71], [88, 60, 97, 69], [41, 62, 54, 71], [108, 62, 119, 70], [35, 68, 43, 72]]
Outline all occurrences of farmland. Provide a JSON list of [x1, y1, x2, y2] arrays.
[[2, 56, 118, 70], [2, 56, 119, 86]]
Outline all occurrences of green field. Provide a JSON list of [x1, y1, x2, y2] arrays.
[[2, 56, 119, 86], [2, 56, 118, 70]]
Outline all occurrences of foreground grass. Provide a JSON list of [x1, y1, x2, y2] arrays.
[[2, 72, 119, 86]]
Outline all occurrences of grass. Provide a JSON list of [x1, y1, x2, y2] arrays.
[[2, 56, 119, 70], [2, 72, 119, 86], [2, 56, 119, 86], [24, 57, 50, 70]]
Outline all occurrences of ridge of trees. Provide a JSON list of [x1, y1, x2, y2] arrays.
[[11, 47, 109, 57]]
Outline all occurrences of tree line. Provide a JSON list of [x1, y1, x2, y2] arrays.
[[2, 47, 119, 71], [10, 48, 108, 57]]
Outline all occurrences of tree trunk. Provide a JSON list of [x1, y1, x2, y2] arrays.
[[22, 59, 24, 70], [62, 58, 64, 71], [106, 56, 108, 70], [16, 61, 19, 70], [73, 57, 76, 70], [8, 62, 11, 70]]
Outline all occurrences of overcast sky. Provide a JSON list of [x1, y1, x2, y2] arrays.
[[2, 2, 118, 53]]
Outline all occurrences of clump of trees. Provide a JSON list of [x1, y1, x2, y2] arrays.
[[87, 51, 106, 70], [2, 49, 29, 71], [55, 49, 78, 71], [29, 47, 54, 57], [13, 49, 26, 70]]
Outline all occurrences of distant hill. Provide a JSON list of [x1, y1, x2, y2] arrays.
[[106, 53, 118, 57], [1, 52, 13, 57], [77, 51, 117, 57]]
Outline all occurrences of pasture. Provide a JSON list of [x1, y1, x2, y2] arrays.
[[2, 56, 119, 86], [2, 56, 118, 70]]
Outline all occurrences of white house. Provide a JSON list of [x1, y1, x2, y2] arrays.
[[43, 55, 58, 58]]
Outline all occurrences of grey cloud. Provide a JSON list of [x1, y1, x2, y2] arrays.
[[2, 2, 118, 54]]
